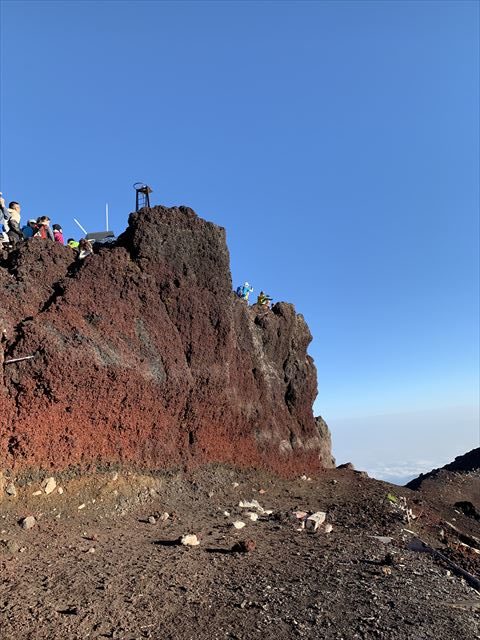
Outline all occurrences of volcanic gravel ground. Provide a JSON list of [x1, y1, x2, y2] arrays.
[[0, 467, 479, 640]]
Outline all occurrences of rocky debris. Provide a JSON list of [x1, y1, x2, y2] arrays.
[[32, 490, 42, 496], [305, 511, 327, 532], [238, 499, 266, 513], [0, 465, 479, 640], [180, 534, 200, 547], [160, 512, 170, 521], [148, 516, 156, 524], [407, 448, 480, 490], [5, 482, 17, 497], [20, 516, 36, 530], [231, 539, 256, 553], [232, 521, 246, 530], [0, 206, 333, 476], [42, 477, 57, 495], [454, 501, 480, 521], [1, 539, 20, 554], [337, 462, 355, 470]]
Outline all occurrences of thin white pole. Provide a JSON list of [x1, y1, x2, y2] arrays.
[[106, 202, 109, 231], [73, 218, 88, 235], [4, 355, 35, 365]]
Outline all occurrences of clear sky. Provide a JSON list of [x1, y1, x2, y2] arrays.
[[1, 0, 478, 483]]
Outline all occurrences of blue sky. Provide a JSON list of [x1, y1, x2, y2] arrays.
[[1, 0, 478, 482]]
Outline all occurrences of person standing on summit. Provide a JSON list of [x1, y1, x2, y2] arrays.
[[5, 201, 23, 245]]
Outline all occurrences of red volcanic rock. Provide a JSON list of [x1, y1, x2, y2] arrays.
[[0, 206, 333, 475]]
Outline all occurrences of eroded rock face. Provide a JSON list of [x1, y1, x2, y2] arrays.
[[0, 206, 334, 474]]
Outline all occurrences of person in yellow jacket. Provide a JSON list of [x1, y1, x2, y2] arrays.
[[257, 291, 273, 307]]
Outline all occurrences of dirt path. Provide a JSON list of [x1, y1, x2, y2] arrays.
[[1, 467, 479, 639]]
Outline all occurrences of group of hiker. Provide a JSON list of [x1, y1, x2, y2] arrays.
[[2, 193, 275, 301], [236, 282, 273, 307], [0, 194, 93, 259]]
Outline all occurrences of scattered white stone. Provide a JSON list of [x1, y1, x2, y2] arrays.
[[87, 547, 95, 554], [160, 512, 170, 521], [232, 482, 239, 488], [57, 487, 64, 495], [112, 472, 119, 481], [372, 535, 392, 545], [208, 491, 214, 498], [300, 475, 308, 480], [5, 482, 17, 497], [223, 511, 231, 517], [149, 488, 157, 497], [305, 512, 326, 532], [78, 504, 86, 510], [232, 521, 246, 530], [294, 511, 309, 520], [180, 534, 200, 546], [264, 510, 273, 515], [32, 490, 42, 496], [238, 499, 265, 513], [324, 523, 333, 534], [148, 516, 156, 525], [20, 516, 36, 530], [43, 477, 56, 495], [246, 512, 258, 521]]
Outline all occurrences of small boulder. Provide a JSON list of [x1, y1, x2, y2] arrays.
[[148, 516, 156, 525], [180, 534, 200, 546], [1, 539, 20, 554], [337, 462, 354, 470], [5, 482, 17, 497], [20, 516, 36, 530], [232, 539, 256, 553], [232, 521, 246, 530], [43, 477, 57, 495], [305, 512, 326, 532]]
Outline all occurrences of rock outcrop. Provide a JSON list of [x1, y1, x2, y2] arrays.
[[406, 448, 480, 490], [0, 206, 333, 475]]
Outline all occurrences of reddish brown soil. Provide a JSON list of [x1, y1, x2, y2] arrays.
[[0, 466, 479, 640], [0, 207, 333, 475]]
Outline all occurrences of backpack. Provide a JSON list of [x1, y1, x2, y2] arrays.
[[34, 225, 48, 239]]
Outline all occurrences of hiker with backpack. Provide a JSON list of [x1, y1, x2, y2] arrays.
[[22, 219, 37, 238], [78, 238, 93, 260], [5, 201, 24, 245], [52, 224, 64, 244], [34, 216, 54, 241], [257, 291, 273, 307], [0, 194, 9, 247]]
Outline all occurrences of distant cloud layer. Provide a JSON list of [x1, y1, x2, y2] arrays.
[[329, 404, 479, 485], [364, 458, 449, 485]]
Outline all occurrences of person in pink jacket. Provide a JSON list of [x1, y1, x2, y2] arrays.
[[52, 224, 64, 244]]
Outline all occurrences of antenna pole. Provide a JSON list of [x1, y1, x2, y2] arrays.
[[73, 218, 88, 235], [106, 202, 109, 231]]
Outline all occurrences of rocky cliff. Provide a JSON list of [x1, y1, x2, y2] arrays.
[[0, 206, 333, 474]]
